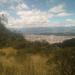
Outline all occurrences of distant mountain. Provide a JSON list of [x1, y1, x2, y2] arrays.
[[10, 26, 75, 36]]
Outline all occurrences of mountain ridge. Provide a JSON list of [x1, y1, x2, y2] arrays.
[[9, 26, 75, 35]]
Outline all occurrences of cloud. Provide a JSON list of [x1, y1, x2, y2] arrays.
[[49, 4, 71, 17], [0, 1, 73, 28], [7, 2, 55, 28], [8, 9, 50, 28], [65, 19, 75, 26], [57, 12, 72, 17], [7, 5, 73, 28], [17, 9, 52, 24], [16, 3, 29, 11], [49, 4, 65, 14], [0, 0, 7, 3]]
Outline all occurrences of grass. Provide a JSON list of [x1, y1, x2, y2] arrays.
[[0, 44, 75, 75]]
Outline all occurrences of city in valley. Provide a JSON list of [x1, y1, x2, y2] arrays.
[[25, 35, 75, 44]]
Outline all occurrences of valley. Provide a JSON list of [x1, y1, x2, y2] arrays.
[[25, 35, 75, 44]]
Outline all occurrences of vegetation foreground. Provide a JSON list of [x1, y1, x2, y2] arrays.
[[0, 22, 75, 75]]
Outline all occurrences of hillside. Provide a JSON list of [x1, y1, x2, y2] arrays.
[[0, 20, 75, 75], [0, 21, 26, 48]]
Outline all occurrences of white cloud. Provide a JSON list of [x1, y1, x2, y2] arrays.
[[7, 4, 55, 28], [1, 3, 73, 28], [65, 19, 75, 26], [57, 12, 72, 17], [17, 9, 50, 24], [8, 1, 59, 28], [8, 10, 50, 28], [49, 4, 71, 17], [0, 0, 7, 3], [16, 3, 29, 11], [49, 4, 65, 14]]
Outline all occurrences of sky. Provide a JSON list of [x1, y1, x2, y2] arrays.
[[0, 0, 75, 28]]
